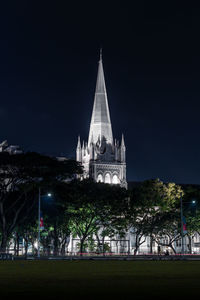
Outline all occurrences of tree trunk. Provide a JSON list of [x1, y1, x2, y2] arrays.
[[134, 244, 139, 255], [187, 235, 192, 254], [134, 247, 138, 255], [53, 223, 59, 256], [134, 234, 146, 255], [24, 238, 28, 258], [134, 235, 139, 255], [95, 234, 101, 254], [0, 232, 8, 252], [47, 245, 51, 256], [80, 238, 86, 256], [102, 237, 105, 256], [169, 243, 176, 254], [61, 243, 66, 256], [14, 235, 17, 255], [16, 235, 20, 256], [150, 235, 153, 254], [53, 238, 59, 256]]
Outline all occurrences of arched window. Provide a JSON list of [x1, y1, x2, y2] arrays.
[[112, 174, 119, 184], [105, 173, 111, 184], [97, 174, 103, 183]]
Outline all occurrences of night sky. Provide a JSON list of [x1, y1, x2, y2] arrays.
[[0, 1, 198, 184]]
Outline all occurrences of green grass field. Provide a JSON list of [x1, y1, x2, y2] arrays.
[[0, 260, 200, 299]]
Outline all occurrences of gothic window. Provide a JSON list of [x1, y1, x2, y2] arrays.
[[112, 174, 119, 184], [97, 174, 103, 183], [104, 173, 111, 184]]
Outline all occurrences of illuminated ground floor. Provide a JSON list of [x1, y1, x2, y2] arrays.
[[7, 230, 200, 256], [68, 231, 200, 255]]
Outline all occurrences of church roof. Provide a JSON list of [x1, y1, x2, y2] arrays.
[[88, 53, 113, 145]]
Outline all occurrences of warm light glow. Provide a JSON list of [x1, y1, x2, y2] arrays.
[[97, 174, 103, 183], [112, 174, 119, 184], [105, 173, 111, 184], [34, 241, 38, 249]]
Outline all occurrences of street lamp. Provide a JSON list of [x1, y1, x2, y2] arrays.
[[180, 194, 184, 255], [180, 196, 197, 255], [38, 188, 52, 258]]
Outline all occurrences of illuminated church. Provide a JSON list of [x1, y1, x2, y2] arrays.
[[76, 52, 127, 189]]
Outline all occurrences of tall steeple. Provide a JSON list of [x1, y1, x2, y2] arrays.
[[76, 135, 82, 162], [88, 51, 113, 145], [120, 133, 126, 162], [76, 51, 127, 188]]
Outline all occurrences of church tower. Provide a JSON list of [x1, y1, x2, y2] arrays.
[[76, 52, 127, 188]]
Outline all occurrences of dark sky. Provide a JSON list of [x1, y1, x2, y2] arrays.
[[0, 1, 198, 184]]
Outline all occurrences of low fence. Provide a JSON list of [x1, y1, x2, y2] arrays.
[[0, 253, 13, 260], [4, 251, 200, 261]]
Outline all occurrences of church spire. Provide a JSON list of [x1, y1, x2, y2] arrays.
[[120, 133, 126, 162], [121, 134, 125, 147], [76, 135, 82, 162], [88, 52, 113, 145], [76, 135, 81, 148], [100, 48, 102, 61]]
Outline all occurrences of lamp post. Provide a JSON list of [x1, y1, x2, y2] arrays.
[[180, 194, 184, 254], [38, 188, 41, 258], [38, 188, 52, 258]]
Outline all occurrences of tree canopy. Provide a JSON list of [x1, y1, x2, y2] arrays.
[[0, 152, 82, 251]]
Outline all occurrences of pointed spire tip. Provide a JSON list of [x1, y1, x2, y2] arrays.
[[77, 135, 81, 148], [121, 133, 125, 147], [100, 48, 102, 61]]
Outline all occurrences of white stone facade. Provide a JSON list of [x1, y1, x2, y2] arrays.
[[67, 232, 200, 255], [76, 53, 127, 188]]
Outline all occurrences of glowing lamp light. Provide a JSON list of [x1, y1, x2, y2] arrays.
[[34, 241, 38, 249], [192, 200, 196, 204], [47, 193, 52, 197]]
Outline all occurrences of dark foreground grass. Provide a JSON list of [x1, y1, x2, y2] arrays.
[[0, 260, 200, 299]]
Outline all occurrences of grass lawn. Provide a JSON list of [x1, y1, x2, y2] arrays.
[[0, 260, 200, 299]]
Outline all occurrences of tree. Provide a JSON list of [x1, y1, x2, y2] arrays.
[[128, 179, 183, 254], [179, 184, 200, 253], [15, 217, 38, 257], [151, 211, 181, 254], [0, 152, 82, 252], [66, 179, 128, 255], [39, 182, 73, 256]]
